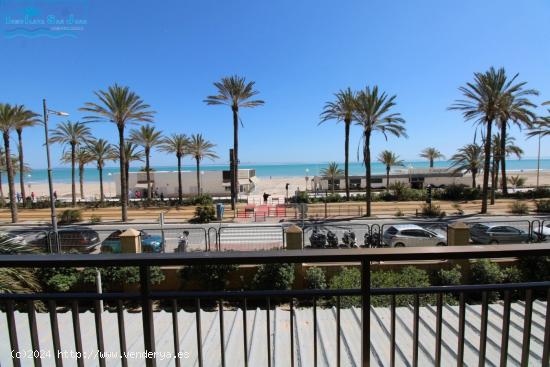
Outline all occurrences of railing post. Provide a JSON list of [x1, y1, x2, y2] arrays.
[[140, 265, 156, 367], [361, 258, 371, 367]]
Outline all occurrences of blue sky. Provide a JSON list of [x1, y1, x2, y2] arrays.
[[1, 0, 549, 168]]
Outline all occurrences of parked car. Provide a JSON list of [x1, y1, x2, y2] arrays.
[[533, 223, 550, 241], [101, 230, 163, 253], [382, 224, 447, 247], [56, 229, 100, 253], [469, 224, 532, 244]]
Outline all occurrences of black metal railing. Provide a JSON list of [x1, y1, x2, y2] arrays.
[[1, 244, 550, 366]]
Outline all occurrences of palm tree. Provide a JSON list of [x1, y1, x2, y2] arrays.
[[526, 101, 549, 189], [49, 121, 92, 206], [450, 67, 530, 213], [62, 148, 93, 200], [0, 152, 30, 205], [0, 104, 20, 222], [420, 147, 445, 168], [450, 144, 484, 188], [187, 134, 219, 195], [495, 80, 538, 195], [491, 134, 523, 204], [204, 75, 264, 209], [114, 142, 145, 203], [80, 84, 155, 221], [129, 125, 163, 200], [0, 147, 4, 204], [86, 139, 115, 202], [159, 134, 190, 202], [354, 86, 407, 216], [320, 88, 357, 200], [377, 150, 404, 189], [320, 162, 344, 194], [13, 107, 38, 200]]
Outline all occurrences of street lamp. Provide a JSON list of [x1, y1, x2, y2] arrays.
[[43, 99, 69, 252], [200, 171, 205, 194], [305, 168, 309, 192]]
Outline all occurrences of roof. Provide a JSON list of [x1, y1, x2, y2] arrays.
[[1, 300, 546, 366], [386, 224, 424, 231]]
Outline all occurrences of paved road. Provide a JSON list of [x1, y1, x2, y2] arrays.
[[1, 214, 548, 253]]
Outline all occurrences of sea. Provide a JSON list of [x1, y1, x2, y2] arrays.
[[4, 159, 550, 185]]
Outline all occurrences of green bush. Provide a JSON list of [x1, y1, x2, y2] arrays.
[[420, 204, 445, 217], [90, 214, 102, 224], [509, 201, 529, 214], [58, 209, 83, 224], [304, 267, 327, 289], [180, 264, 238, 290], [187, 194, 214, 206], [371, 267, 434, 307], [192, 204, 216, 223], [325, 193, 344, 203], [471, 260, 505, 284], [535, 199, 550, 213], [436, 184, 480, 201], [518, 256, 550, 282], [329, 267, 361, 308], [253, 263, 295, 290], [292, 191, 310, 204], [432, 265, 462, 286], [395, 208, 404, 217]]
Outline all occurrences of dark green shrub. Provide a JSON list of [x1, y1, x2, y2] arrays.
[[432, 265, 462, 286], [371, 267, 434, 307], [58, 209, 83, 224], [292, 191, 310, 204], [187, 194, 214, 206], [437, 184, 480, 201], [535, 199, 550, 213], [304, 267, 327, 289], [329, 267, 361, 308], [509, 201, 529, 214], [518, 256, 550, 282], [180, 264, 238, 290], [471, 260, 505, 284], [192, 204, 216, 223], [90, 214, 102, 224], [420, 204, 445, 217], [325, 194, 344, 203], [253, 263, 295, 290]]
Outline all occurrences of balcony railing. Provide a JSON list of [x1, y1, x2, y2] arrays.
[[1, 244, 550, 366]]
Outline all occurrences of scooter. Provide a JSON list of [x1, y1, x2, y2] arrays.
[[342, 230, 358, 248], [326, 230, 339, 248], [309, 227, 327, 248]]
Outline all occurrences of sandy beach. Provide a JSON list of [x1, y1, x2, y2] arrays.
[[10, 170, 550, 200]]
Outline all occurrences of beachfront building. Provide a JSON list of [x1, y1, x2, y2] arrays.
[[312, 168, 470, 191], [113, 169, 257, 197]]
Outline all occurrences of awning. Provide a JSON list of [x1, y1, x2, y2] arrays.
[[239, 179, 252, 185], [134, 183, 149, 189]]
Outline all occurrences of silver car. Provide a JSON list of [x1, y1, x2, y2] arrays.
[[382, 224, 447, 247], [469, 224, 532, 244], [532, 223, 550, 242]]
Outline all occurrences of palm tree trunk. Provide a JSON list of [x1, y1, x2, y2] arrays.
[[232, 106, 239, 210], [364, 131, 372, 217], [430, 158, 434, 168], [71, 143, 76, 206], [196, 158, 201, 195], [344, 120, 350, 201], [79, 164, 85, 199], [145, 147, 151, 200], [118, 125, 128, 221], [331, 175, 335, 194], [17, 130, 26, 200], [3, 133, 17, 223], [472, 170, 477, 188], [386, 166, 390, 190], [480, 119, 492, 213], [500, 120, 508, 195], [98, 164, 104, 202], [490, 158, 497, 205], [125, 162, 130, 202], [177, 154, 183, 203]]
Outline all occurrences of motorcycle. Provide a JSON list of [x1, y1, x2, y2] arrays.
[[176, 231, 190, 252], [326, 230, 339, 248], [364, 232, 382, 248], [309, 227, 327, 248], [342, 230, 358, 248]]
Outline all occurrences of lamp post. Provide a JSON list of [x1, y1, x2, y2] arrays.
[[536, 133, 541, 189], [43, 99, 69, 253], [27, 174, 31, 199], [200, 170, 204, 194], [305, 168, 309, 192]]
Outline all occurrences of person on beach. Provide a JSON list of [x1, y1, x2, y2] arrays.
[[16, 192, 21, 203], [53, 191, 57, 200], [31, 192, 35, 202], [160, 192, 164, 201], [263, 192, 270, 204]]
